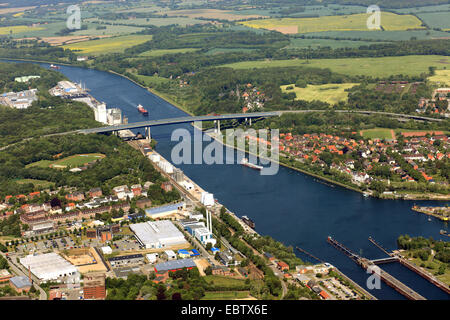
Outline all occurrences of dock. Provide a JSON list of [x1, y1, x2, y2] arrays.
[[368, 237, 450, 295], [327, 236, 426, 300]]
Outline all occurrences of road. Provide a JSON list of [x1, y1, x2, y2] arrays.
[[0, 252, 47, 300]]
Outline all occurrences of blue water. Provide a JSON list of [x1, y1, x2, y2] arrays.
[[4, 60, 449, 300]]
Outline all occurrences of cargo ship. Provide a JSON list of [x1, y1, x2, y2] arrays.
[[50, 64, 60, 70], [242, 215, 255, 229], [137, 104, 148, 116], [240, 157, 263, 170]]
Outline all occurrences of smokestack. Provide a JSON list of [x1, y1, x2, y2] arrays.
[[209, 210, 212, 233]]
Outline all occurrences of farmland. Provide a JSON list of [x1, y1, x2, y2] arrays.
[[296, 30, 450, 41], [417, 12, 450, 30], [139, 48, 200, 57], [428, 70, 450, 86], [286, 38, 381, 49], [0, 25, 44, 35], [26, 153, 105, 169], [158, 9, 266, 21], [239, 12, 425, 34], [63, 35, 153, 55], [223, 55, 450, 78], [281, 83, 359, 104], [15, 179, 54, 188], [98, 17, 207, 27]]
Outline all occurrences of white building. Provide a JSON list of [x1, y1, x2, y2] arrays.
[[130, 220, 187, 249], [146, 253, 158, 264], [164, 250, 176, 260], [194, 227, 216, 247], [19, 252, 78, 283], [95, 103, 107, 124], [201, 192, 214, 206], [101, 246, 112, 255]]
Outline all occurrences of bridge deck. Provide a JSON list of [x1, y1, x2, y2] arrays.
[[77, 112, 280, 134]]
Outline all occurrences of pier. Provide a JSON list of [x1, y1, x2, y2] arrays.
[[327, 236, 427, 300], [368, 237, 450, 295]]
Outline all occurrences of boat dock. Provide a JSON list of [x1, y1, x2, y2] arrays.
[[327, 236, 426, 300]]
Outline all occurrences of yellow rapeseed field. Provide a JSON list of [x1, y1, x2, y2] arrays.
[[62, 34, 153, 55], [0, 25, 44, 35], [240, 12, 424, 34]]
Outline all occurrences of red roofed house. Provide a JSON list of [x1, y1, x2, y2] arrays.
[[277, 261, 289, 271]]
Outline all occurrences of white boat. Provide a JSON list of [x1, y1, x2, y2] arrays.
[[240, 157, 263, 170]]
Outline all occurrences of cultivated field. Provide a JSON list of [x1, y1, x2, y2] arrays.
[[281, 83, 359, 104], [0, 25, 44, 35], [139, 48, 199, 57], [239, 12, 425, 34], [286, 38, 381, 49], [159, 9, 265, 21], [0, 6, 36, 15], [63, 35, 153, 55], [100, 17, 207, 27], [417, 12, 450, 30], [224, 55, 450, 78], [428, 70, 450, 86]]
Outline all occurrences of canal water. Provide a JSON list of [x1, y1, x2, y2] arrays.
[[5, 60, 449, 300]]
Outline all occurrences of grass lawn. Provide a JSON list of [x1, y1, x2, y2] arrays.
[[134, 74, 173, 87], [360, 128, 395, 140], [239, 12, 424, 34], [402, 252, 450, 286], [138, 48, 199, 57], [26, 153, 105, 169], [15, 179, 54, 188], [281, 83, 358, 104], [223, 55, 450, 78], [203, 275, 247, 287], [201, 291, 251, 300], [62, 35, 153, 55], [428, 70, 450, 86]]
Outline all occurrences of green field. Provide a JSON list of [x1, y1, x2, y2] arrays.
[[286, 38, 381, 49], [134, 74, 173, 87], [102, 17, 207, 27], [428, 69, 450, 86], [201, 291, 251, 300], [281, 83, 358, 104], [417, 12, 450, 30], [63, 35, 153, 55], [240, 12, 424, 34], [26, 153, 105, 169], [297, 30, 450, 41], [139, 48, 200, 57], [360, 128, 395, 140], [223, 55, 450, 78], [203, 275, 247, 287], [15, 179, 54, 188]]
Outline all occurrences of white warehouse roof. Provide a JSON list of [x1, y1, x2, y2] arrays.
[[19, 252, 78, 282], [130, 220, 187, 249]]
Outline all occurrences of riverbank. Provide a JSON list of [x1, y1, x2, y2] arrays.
[[412, 205, 450, 221]]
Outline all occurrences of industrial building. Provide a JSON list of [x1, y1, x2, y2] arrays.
[[19, 253, 78, 282], [154, 259, 197, 273], [0, 89, 38, 109], [144, 202, 185, 219], [108, 254, 144, 268], [130, 220, 187, 249], [9, 276, 32, 293], [201, 192, 214, 206]]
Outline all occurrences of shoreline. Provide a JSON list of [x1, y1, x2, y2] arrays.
[[3, 57, 448, 201]]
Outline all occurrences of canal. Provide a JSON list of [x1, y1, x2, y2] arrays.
[[5, 60, 449, 300]]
